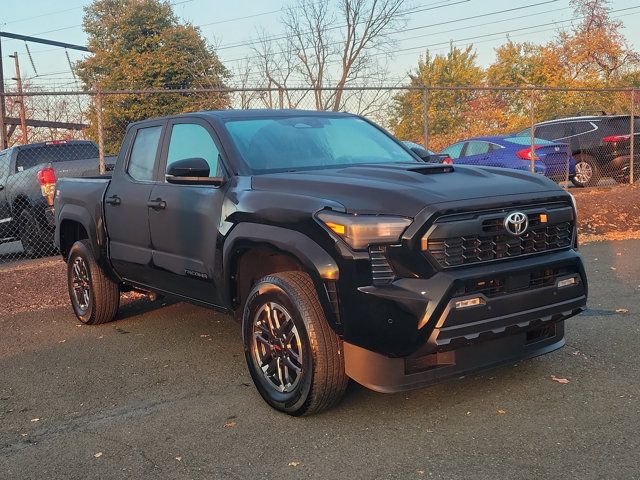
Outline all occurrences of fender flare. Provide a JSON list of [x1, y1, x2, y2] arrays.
[[56, 204, 101, 258], [222, 223, 340, 328]]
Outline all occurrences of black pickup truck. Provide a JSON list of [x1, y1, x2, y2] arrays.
[[0, 140, 115, 257], [54, 110, 588, 415]]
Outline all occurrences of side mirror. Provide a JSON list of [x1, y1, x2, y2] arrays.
[[165, 157, 224, 186], [167, 157, 210, 177]]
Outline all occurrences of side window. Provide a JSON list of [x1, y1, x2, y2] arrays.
[[128, 126, 163, 181], [573, 121, 596, 135], [536, 124, 563, 140], [464, 141, 490, 156], [0, 153, 8, 180], [442, 142, 464, 159], [166, 123, 220, 177]]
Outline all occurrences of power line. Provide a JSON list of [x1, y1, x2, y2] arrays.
[[215, 0, 463, 52], [221, 5, 640, 87], [0, 5, 84, 26], [385, 4, 640, 58], [198, 8, 284, 27], [220, 0, 560, 64]]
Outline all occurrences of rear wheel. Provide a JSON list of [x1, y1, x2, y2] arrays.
[[18, 209, 53, 258], [242, 271, 348, 416], [67, 239, 119, 325], [571, 154, 600, 187]]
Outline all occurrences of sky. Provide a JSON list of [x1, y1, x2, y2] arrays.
[[1, 0, 639, 91]]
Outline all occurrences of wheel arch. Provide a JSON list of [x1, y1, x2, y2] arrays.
[[56, 205, 101, 260], [223, 223, 341, 331]]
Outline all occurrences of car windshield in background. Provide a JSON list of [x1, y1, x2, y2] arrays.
[[16, 143, 99, 171], [224, 116, 417, 173]]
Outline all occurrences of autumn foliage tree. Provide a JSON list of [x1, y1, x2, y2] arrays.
[[391, 0, 640, 150], [76, 0, 230, 152], [390, 45, 484, 150]]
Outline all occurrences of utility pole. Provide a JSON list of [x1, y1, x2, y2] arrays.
[[9, 51, 28, 144], [0, 37, 8, 149]]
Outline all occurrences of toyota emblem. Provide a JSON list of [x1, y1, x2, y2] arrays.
[[504, 211, 529, 236]]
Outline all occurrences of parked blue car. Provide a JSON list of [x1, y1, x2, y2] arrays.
[[440, 136, 576, 182]]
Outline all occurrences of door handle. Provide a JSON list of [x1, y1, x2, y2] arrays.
[[105, 195, 121, 206], [147, 198, 166, 210]]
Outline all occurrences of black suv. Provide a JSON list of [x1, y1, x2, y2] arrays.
[[518, 115, 639, 187]]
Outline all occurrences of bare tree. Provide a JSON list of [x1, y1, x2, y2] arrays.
[[251, 0, 407, 111]]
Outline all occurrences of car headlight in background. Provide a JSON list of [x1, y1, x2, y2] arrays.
[[317, 211, 412, 250]]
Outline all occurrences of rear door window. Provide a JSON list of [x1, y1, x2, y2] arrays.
[[441, 142, 464, 159], [535, 124, 563, 141], [463, 141, 490, 156], [15, 143, 99, 171], [127, 126, 163, 181]]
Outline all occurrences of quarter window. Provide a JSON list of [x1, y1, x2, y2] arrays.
[[166, 123, 220, 177], [128, 126, 163, 181]]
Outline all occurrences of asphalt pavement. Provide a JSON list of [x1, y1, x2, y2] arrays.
[[1, 240, 639, 480]]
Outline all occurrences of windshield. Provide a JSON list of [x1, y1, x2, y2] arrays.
[[224, 116, 417, 173]]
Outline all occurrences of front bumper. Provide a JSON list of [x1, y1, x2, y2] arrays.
[[344, 320, 570, 393], [341, 248, 587, 392]]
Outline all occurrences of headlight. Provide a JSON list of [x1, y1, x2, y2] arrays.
[[317, 211, 412, 250]]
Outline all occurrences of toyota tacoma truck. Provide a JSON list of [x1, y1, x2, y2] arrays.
[[54, 110, 587, 416]]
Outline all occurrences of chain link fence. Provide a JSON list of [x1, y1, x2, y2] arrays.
[[0, 86, 637, 263]]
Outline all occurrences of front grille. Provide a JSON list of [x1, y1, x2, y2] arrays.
[[369, 245, 395, 285], [427, 220, 574, 268], [454, 266, 578, 298]]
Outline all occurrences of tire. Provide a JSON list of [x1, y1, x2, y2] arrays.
[[18, 209, 53, 258], [571, 154, 600, 187], [67, 239, 120, 325], [242, 271, 348, 416]]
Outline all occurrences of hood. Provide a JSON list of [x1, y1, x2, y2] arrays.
[[251, 163, 564, 217]]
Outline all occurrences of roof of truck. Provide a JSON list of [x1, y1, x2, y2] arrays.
[[129, 109, 355, 128], [202, 109, 355, 119]]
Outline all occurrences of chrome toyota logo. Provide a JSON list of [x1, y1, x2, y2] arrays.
[[504, 211, 529, 236]]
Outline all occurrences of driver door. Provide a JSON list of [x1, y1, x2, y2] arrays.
[[147, 119, 227, 305]]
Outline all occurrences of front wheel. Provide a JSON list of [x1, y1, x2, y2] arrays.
[[67, 239, 120, 325], [242, 271, 348, 416]]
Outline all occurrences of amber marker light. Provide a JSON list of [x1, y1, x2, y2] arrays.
[[540, 213, 548, 223], [325, 221, 346, 235]]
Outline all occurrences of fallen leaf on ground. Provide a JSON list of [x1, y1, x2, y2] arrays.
[[30, 418, 39, 422], [175, 456, 182, 462], [551, 375, 570, 384], [497, 409, 506, 414], [288, 461, 301, 467], [615, 308, 629, 314], [94, 452, 103, 458], [223, 421, 237, 428]]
